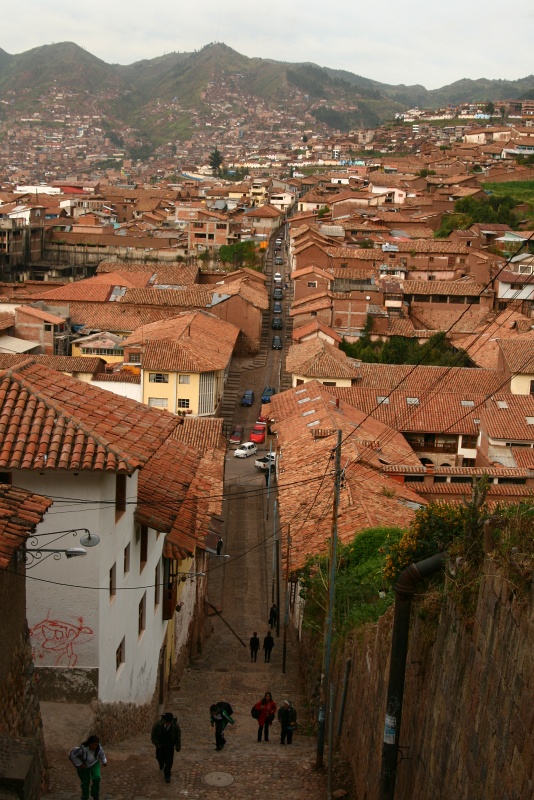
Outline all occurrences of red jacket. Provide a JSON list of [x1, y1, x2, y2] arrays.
[[254, 699, 277, 726]]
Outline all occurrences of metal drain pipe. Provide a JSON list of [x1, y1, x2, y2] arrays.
[[379, 552, 446, 800]]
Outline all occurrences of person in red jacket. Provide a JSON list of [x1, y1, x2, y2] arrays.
[[253, 691, 277, 742]]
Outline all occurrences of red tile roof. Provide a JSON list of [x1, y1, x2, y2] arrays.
[[16, 305, 66, 325], [0, 360, 181, 473], [286, 339, 361, 380], [122, 311, 239, 373], [0, 485, 53, 569]]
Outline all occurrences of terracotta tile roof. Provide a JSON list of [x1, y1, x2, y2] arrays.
[[68, 303, 174, 332], [499, 339, 534, 374], [292, 320, 342, 343], [351, 362, 504, 395], [122, 311, 239, 373], [415, 483, 533, 502], [268, 382, 423, 570], [286, 339, 361, 380], [120, 287, 213, 307], [88, 271, 153, 288], [0, 360, 180, 473], [16, 306, 66, 324], [245, 204, 283, 218], [94, 372, 141, 384], [0, 314, 15, 332], [0, 485, 53, 569], [31, 281, 117, 303], [292, 266, 333, 281], [480, 394, 534, 441], [96, 261, 199, 286], [210, 278, 269, 311], [453, 311, 534, 370], [171, 417, 225, 452], [410, 304, 488, 334], [511, 447, 534, 469], [289, 297, 332, 317], [402, 280, 487, 296], [331, 386, 485, 435]]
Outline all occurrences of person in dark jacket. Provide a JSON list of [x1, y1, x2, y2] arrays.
[[253, 691, 277, 742], [278, 700, 297, 744], [250, 632, 260, 662], [263, 631, 274, 663], [210, 701, 234, 751], [268, 604, 278, 628], [151, 712, 181, 784]]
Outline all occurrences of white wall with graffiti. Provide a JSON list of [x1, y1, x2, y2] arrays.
[[18, 469, 170, 705]]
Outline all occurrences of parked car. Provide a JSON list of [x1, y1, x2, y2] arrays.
[[250, 425, 266, 444], [273, 301, 282, 314], [273, 288, 283, 300], [271, 317, 283, 330], [275, 257, 283, 265], [274, 272, 282, 282], [241, 390, 254, 406], [272, 335, 282, 350], [228, 424, 244, 446], [261, 386, 276, 403], [255, 453, 276, 470], [276, 238, 282, 245], [234, 442, 258, 458]]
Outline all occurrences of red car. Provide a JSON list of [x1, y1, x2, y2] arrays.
[[229, 424, 244, 446], [250, 425, 266, 444]]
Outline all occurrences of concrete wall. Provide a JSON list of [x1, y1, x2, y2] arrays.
[[300, 559, 533, 800]]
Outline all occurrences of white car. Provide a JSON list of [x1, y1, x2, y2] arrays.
[[234, 442, 258, 458], [274, 272, 282, 282]]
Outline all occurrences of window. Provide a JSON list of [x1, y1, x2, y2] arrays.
[[149, 373, 169, 383], [138, 593, 146, 637], [451, 476, 472, 484], [461, 435, 478, 449], [109, 563, 116, 599], [154, 563, 160, 609], [405, 475, 424, 483], [123, 543, 130, 576], [322, 381, 336, 387], [128, 352, 141, 364], [406, 397, 420, 405], [0, 472, 12, 485], [307, 281, 317, 288], [44, 323, 52, 332], [311, 311, 317, 317], [462, 458, 476, 467], [148, 398, 168, 408], [530, 380, 534, 395], [179, 375, 190, 384], [140, 525, 148, 571], [115, 474, 126, 520], [116, 637, 125, 671], [178, 398, 190, 409]]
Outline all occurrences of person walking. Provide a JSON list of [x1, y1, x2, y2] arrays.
[[151, 711, 181, 784], [268, 603, 278, 628], [69, 735, 107, 800], [250, 631, 260, 662], [253, 691, 277, 742], [278, 700, 297, 745], [210, 701, 234, 751], [263, 630, 274, 663]]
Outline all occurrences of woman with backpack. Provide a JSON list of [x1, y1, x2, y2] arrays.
[[69, 735, 107, 800], [252, 691, 277, 742]]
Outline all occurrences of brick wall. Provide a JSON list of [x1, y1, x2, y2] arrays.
[[300, 558, 533, 800]]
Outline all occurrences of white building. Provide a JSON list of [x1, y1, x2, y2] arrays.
[[0, 359, 219, 708]]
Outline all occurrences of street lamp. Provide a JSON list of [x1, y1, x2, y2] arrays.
[[17, 528, 100, 565]]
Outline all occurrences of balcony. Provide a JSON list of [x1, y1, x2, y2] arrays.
[[406, 438, 458, 454]]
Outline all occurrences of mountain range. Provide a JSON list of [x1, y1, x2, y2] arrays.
[[1, 41, 533, 144]]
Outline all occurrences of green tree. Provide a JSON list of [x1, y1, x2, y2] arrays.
[[485, 101, 495, 116], [209, 147, 223, 174]]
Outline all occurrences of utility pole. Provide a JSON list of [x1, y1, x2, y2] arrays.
[[272, 499, 277, 604], [316, 429, 342, 772], [282, 524, 291, 674]]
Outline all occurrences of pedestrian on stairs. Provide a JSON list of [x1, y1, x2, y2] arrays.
[[151, 711, 181, 784]]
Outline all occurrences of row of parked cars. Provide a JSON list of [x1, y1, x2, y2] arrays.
[[230, 386, 277, 456]]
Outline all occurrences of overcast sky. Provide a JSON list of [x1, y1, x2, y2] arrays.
[[2, 0, 532, 90]]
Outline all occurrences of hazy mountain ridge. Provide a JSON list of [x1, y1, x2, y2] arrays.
[[1, 41, 533, 145]]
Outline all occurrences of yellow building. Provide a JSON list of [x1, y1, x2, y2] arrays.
[[121, 310, 239, 416]]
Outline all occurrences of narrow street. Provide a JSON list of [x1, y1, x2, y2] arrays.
[[40, 233, 333, 799]]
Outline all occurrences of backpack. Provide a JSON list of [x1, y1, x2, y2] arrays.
[[251, 705, 260, 719], [68, 746, 83, 767]]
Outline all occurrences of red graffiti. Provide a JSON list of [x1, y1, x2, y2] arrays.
[[30, 614, 93, 667]]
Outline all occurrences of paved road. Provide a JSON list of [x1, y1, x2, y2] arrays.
[[41, 232, 334, 799]]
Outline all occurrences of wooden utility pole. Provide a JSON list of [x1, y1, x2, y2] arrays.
[[282, 524, 291, 673], [315, 430, 342, 771]]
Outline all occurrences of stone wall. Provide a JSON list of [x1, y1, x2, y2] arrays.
[[90, 683, 159, 746], [301, 558, 534, 800], [0, 630, 49, 795]]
